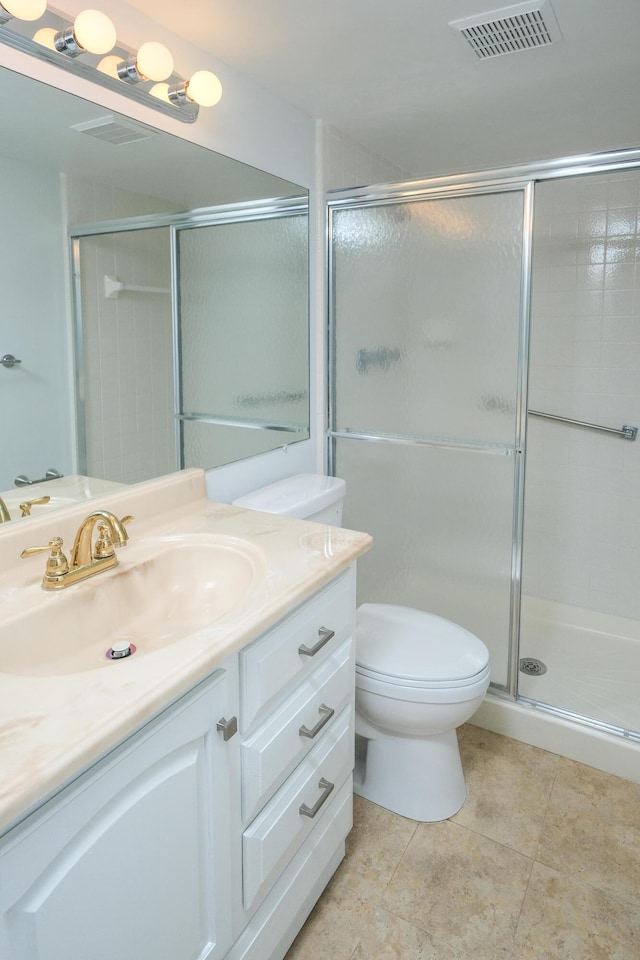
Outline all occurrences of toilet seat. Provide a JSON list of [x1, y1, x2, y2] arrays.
[[355, 662, 491, 704], [355, 662, 491, 690], [356, 603, 490, 684]]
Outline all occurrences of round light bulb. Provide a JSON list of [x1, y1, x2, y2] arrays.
[[1, 0, 46, 21], [96, 54, 121, 78], [73, 9, 116, 55], [149, 82, 170, 103], [136, 41, 174, 82], [186, 70, 222, 107], [33, 26, 57, 49]]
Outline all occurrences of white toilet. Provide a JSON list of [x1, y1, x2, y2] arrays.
[[233, 474, 491, 822]]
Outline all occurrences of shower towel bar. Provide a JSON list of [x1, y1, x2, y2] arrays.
[[528, 410, 637, 441]]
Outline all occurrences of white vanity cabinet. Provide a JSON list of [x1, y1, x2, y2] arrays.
[[0, 565, 357, 960], [0, 667, 235, 960]]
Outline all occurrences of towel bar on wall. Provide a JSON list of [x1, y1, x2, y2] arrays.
[[528, 410, 637, 441]]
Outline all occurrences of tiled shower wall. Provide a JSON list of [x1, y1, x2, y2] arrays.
[[523, 170, 640, 621], [68, 176, 177, 484]]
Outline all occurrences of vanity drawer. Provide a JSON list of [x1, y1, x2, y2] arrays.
[[241, 637, 353, 822], [240, 570, 354, 731], [242, 705, 353, 911]]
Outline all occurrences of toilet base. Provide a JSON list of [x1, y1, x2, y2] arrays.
[[353, 726, 467, 822]]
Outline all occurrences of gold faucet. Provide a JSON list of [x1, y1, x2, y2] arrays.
[[0, 496, 11, 524], [21, 510, 134, 591]]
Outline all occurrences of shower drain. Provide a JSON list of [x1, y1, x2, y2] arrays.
[[519, 657, 547, 676]]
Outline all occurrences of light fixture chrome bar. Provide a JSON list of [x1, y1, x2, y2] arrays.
[[529, 409, 638, 441], [0, 5, 199, 122]]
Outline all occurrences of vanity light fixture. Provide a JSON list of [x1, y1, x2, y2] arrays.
[[0, 2, 223, 123]]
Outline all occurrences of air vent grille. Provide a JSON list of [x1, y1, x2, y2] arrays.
[[71, 115, 156, 146], [450, 1, 562, 59]]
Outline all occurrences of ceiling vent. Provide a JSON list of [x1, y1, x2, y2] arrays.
[[449, 0, 562, 59], [70, 115, 157, 146]]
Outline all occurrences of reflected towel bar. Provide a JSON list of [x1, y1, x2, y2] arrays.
[[528, 410, 638, 441]]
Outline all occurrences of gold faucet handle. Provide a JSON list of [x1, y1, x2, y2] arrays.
[[119, 515, 134, 544], [19, 496, 51, 517], [20, 536, 70, 579], [94, 522, 115, 559], [92, 515, 134, 559]]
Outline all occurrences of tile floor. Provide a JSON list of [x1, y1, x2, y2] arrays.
[[285, 724, 640, 960]]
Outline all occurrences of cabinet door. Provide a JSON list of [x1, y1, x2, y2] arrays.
[[0, 671, 234, 960]]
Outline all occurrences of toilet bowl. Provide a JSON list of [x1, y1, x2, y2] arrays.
[[232, 474, 491, 823], [354, 603, 490, 821]]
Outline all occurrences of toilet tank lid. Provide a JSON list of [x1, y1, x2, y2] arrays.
[[356, 603, 489, 682], [232, 474, 345, 519]]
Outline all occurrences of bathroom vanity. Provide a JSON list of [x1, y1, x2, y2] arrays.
[[0, 470, 371, 960]]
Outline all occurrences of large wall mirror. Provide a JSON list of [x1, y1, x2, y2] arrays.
[[0, 64, 309, 517]]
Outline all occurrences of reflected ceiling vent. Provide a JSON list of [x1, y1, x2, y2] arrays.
[[449, 0, 562, 59], [70, 115, 156, 145]]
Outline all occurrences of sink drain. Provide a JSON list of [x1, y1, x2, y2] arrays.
[[519, 657, 547, 676], [106, 641, 136, 660]]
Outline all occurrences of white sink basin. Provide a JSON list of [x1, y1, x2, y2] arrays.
[[1, 534, 265, 676]]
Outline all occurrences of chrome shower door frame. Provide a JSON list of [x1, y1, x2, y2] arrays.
[[326, 146, 640, 702]]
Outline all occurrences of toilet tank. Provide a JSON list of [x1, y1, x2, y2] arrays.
[[232, 474, 345, 526]]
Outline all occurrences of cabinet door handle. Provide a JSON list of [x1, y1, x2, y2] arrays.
[[216, 716, 238, 741], [298, 626, 335, 657], [299, 778, 334, 819], [299, 704, 335, 739]]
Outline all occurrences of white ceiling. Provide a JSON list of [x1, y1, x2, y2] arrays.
[[124, 0, 640, 178]]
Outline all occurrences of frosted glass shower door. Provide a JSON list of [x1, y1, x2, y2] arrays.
[[330, 190, 527, 687], [177, 213, 309, 469]]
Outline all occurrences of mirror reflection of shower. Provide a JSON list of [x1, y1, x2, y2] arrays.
[[73, 201, 309, 484]]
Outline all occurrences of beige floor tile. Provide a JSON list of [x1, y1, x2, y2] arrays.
[[285, 798, 418, 960], [536, 775, 640, 906], [351, 904, 476, 960], [286, 737, 640, 960], [511, 860, 640, 960], [344, 795, 418, 889], [554, 757, 640, 828], [382, 819, 533, 960], [284, 866, 366, 960], [453, 725, 560, 857]]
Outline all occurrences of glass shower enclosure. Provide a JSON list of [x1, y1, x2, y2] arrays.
[[329, 157, 640, 742]]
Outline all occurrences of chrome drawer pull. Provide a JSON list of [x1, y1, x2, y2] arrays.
[[299, 704, 335, 739], [298, 626, 335, 657], [299, 778, 334, 819]]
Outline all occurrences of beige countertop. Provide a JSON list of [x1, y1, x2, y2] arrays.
[[0, 470, 372, 837]]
